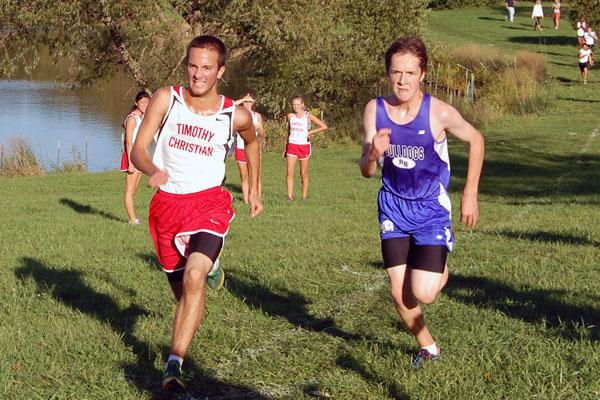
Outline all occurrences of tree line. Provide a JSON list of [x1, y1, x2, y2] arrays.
[[1, 0, 426, 119]]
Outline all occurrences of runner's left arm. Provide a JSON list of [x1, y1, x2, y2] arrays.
[[438, 102, 485, 229], [307, 113, 328, 140], [235, 106, 264, 217]]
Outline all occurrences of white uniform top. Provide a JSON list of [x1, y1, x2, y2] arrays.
[[532, 4, 544, 18], [553, 2, 560, 14], [288, 111, 310, 145], [584, 31, 597, 46], [577, 22, 587, 37], [124, 113, 143, 144], [579, 48, 592, 63], [153, 86, 236, 194], [236, 111, 259, 150]]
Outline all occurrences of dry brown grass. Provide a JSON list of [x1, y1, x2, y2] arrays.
[[0, 137, 45, 177], [429, 45, 550, 126]]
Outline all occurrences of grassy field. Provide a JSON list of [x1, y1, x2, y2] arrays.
[[2, 5, 600, 400]]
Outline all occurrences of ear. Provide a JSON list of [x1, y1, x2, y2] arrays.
[[217, 65, 226, 79], [419, 70, 427, 83]]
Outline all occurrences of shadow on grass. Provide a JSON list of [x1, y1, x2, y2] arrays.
[[508, 35, 574, 46], [503, 25, 530, 31], [224, 182, 242, 194], [445, 274, 600, 341], [542, 50, 570, 57], [485, 229, 600, 247], [556, 76, 576, 83], [336, 355, 410, 400], [478, 16, 505, 22], [59, 198, 125, 223], [550, 61, 576, 67], [227, 272, 361, 341], [450, 145, 600, 197], [15, 258, 267, 400], [558, 96, 600, 104], [138, 252, 163, 272]]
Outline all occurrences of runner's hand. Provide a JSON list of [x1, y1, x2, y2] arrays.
[[460, 192, 479, 229], [249, 194, 263, 218], [148, 169, 168, 188], [369, 128, 391, 161]]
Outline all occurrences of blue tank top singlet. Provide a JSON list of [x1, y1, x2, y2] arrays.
[[376, 94, 451, 202]]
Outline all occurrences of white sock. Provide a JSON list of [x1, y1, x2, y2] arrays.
[[422, 343, 439, 355], [167, 354, 184, 367]]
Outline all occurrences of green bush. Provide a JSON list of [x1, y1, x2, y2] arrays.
[[569, 0, 600, 28]]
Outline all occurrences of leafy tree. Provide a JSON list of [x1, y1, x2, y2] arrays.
[[1, 0, 429, 120], [570, 0, 600, 28], [242, 0, 428, 118]]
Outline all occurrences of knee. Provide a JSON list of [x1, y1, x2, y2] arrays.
[[390, 287, 417, 311], [300, 171, 309, 180], [412, 287, 438, 305], [183, 257, 211, 290]]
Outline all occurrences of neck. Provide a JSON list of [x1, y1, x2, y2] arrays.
[[391, 91, 424, 112], [184, 87, 221, 114]]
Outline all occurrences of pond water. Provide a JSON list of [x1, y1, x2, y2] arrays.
[[0, 72, 141, 172], [0, 55, 248, 172]]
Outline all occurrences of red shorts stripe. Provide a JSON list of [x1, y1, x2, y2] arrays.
[[235, 148, 246, 163], [149, 186, 235, 272], [286, 143, 311, 160]]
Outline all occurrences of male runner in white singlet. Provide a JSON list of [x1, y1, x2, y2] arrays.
[[359, 36, 484, 368], [131, 35, 263, 391]]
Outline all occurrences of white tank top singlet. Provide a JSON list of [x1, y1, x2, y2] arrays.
[[288, 111, 310, 145], [124, 113, 143, 145], [236, 111, 259, 150], [153, 86, 236, 194]]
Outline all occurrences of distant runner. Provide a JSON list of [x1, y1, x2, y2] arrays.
[[235, 93, 266, 203], [285, 95, 327, 201], [120, 90, 150, 225]]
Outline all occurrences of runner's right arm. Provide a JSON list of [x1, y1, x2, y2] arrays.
[[359, 98, 390, 178], [131, 87, 171, 188]]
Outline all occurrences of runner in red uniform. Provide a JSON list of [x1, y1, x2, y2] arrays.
[[285, 95, 327, 201]]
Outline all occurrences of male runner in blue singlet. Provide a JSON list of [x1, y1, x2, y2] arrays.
[[359, 36, 484, 368]]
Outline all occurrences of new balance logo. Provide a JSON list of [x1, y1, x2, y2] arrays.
[[417, 130, 425, 135]]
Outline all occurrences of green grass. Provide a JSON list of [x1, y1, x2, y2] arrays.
[[2, 5, 600, 400]]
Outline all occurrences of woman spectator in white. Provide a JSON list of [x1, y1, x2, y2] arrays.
[[531, 0, 544, 32]]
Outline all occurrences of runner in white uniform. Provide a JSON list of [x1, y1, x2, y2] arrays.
[[235, 94, 266, 203], [121, 90, 150, 224], [131, 35, 263, 392], [285, 95, 327, 201], [578, 43, 594, 84], [576, 17, 587, 47], [584, 27, 597, 49]]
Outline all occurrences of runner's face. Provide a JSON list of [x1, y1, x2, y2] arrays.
[[136, 97, 150, 114], [242, 101, 253, 111], [292, 99, 304, 114], [388, 53, 425, 103], [186, 47, 225, 96]]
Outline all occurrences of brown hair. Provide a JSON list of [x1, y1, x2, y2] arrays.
[[385, 36, 428, 74], [186, 35, 228, 67]]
